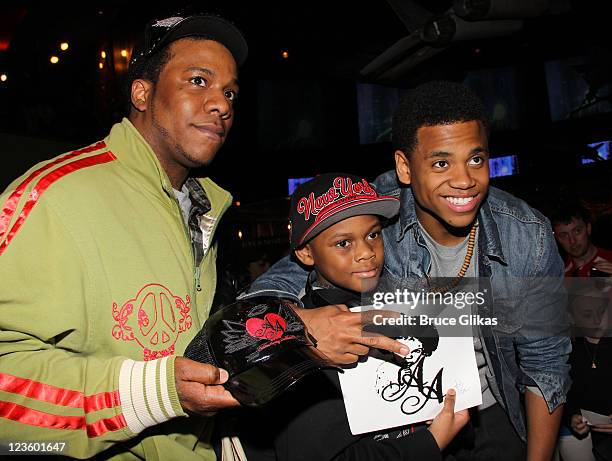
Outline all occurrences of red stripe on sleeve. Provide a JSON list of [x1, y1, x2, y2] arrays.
[[0, 373, 120, 414], [0, 373, 82, 407], [0, 401, 84, 430], [0, 151, 116, 256], [86, 414, 128, 437], [0, 141, 106, 240], [84, 390, 121, 413], [0, 402, 127, 437]]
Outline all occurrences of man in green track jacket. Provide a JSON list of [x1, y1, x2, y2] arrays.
[[0, 13, 248, 459]]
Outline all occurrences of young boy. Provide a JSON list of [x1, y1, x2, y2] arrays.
[[266, 172, 469, 461]]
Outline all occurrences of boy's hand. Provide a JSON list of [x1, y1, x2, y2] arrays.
[[175, 357, 240, 416], [428, 389, 470, 451], [292, 304, 409, 364], [570, 414, 590, 435]]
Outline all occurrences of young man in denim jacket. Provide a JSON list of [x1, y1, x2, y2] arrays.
[[243, 81, 571, 461]]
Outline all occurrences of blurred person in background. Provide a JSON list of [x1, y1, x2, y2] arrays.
[[552, 203, 612, 278], [560, 286, 612, 461]]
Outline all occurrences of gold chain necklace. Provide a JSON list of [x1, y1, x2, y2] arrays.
[[584, 339, 599, 369], [427, 221, 479, 294]]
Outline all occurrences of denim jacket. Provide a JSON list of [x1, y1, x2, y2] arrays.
[[244, 170, 571, 440]]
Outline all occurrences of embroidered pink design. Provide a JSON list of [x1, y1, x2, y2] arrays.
[[246, 313, 286, 341], [297, 176, 376, 221], [112, 283, 192, 360]]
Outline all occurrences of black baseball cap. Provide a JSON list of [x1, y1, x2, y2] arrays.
[[129, 14, 248, 71], [184, 297, 337, 407], [289, 173, 400, 250]]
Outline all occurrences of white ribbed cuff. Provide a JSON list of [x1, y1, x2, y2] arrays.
[[118, 357, 178, 434]]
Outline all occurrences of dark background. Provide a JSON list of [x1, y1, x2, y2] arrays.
[[1, 0, 611, 260]]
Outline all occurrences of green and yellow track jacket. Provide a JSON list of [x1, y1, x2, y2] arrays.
[[0, 118, 232, 460]]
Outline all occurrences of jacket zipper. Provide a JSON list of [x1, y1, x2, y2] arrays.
[[171, 192, 202, 295], [194, 266, 202, 292]]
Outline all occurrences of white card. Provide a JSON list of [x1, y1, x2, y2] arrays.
[[339, 304, 482, 435], [581, 409, 612, 426]]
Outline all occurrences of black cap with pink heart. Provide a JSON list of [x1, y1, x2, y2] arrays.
[[184, 297, 337, 406]]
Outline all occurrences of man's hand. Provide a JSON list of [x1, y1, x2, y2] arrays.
[[175, 357, 240, 416], [292, 304, 409, 364], [593, 259, 612, 275], [428, 389, 470, 450], [570, 414, 590, 435]]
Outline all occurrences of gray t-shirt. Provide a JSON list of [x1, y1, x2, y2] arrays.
[[419, 223, 497, 410]]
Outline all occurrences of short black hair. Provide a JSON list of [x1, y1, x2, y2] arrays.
[[123, 44, 173, 113], [392, 81, 488, 157], [127, 46, 172, 92], [550, 202, 592, 227], [124, 36, 210, 107]]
